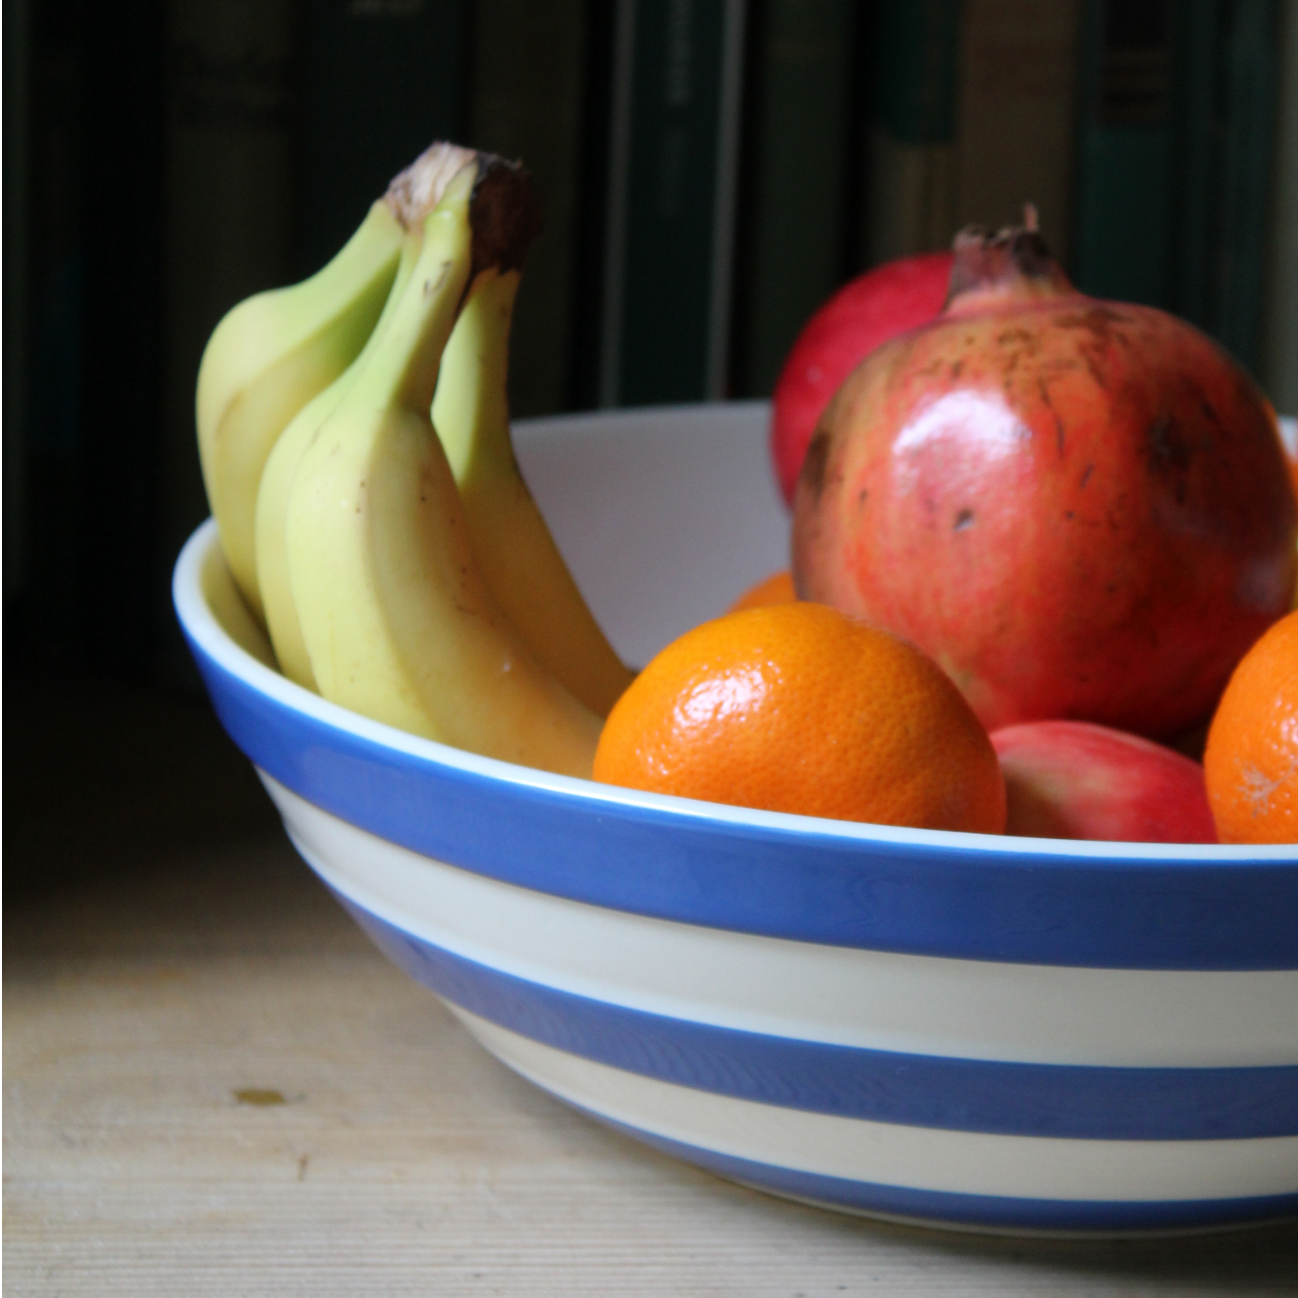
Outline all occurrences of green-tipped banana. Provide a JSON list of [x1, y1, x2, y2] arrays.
[[256, 233, 424, 690], [196, 200, 405, 622], [284, 159, 601, 776], [432, 269, 635, 716]]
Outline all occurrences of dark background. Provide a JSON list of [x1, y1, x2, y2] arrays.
[[4, 0, 1293, 895]]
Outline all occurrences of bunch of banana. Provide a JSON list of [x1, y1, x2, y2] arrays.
[[198, 142, 476, 623], [196, 199, 401, 624], [197, 142, 634, 777], [225, 148, 628, 777], [254, 228, 423, 692]]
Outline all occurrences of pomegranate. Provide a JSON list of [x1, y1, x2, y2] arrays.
[[771, 251, 953, 505], [792, 222, 1298, 740], [991, 720, 1216, 843]]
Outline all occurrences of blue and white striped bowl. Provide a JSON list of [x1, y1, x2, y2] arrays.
[[175, 403, 1298, 1236]]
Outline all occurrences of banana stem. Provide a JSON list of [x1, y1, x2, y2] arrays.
[[358, 195, 473, 421], [364, 226, 426, 362]]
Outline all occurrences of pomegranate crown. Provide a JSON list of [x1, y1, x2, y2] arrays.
[[946, 205, 1074, 310]]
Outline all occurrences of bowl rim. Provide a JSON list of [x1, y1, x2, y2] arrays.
[[173, 393, 1298, 971], [175, 518, 1293, 870]]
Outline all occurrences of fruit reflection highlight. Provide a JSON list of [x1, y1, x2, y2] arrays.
[[771, 251, 953, 504]]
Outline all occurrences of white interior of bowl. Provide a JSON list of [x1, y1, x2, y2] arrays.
[[175, 402, 1295, 863], [512, 401, 788, 668], [1277, 414, 1296, 460]]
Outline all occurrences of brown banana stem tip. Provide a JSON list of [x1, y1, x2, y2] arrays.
[[467, 154, 543, 276], [384, 141, 543, 275], [384, 142, 477, 228]]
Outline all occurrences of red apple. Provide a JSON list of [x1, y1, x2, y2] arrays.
[[770, 251, 953, 505], [991, 720, 1217, 843]]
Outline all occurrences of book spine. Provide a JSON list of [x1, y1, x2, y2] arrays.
[[157, 0, 296, 682], [466, 0, 588, 417], [9, 0, 87, 666], [1260, 0, 1298, 412], [708, 0, 747, 400], [953, 0, 1083, 263], [1214, 0, 1281, 371], [1071, 0, 1177, 306], [83, 0, 168, 679], [566, 0, 619, 410], [732, 0, 856, 397], [297, 0, 470, 278], [1171, 0, 1218, 330], [11, 0, 170, 681], [861, 0, 962, 267], [3, 0, 34, 603], [599, 0, 748, 407]]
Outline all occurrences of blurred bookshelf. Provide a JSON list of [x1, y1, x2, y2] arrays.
[[4, 0, 1296, 697]]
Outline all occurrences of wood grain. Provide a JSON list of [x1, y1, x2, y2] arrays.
[[6, 831, 1297, 1296]]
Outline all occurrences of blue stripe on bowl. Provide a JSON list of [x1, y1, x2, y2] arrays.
[[334, 893, 1298, 1142], [585, 1112, 1298, 1233], [177, 552, 1298, 972]]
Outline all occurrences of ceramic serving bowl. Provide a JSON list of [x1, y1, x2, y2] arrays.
[[174, 402, 1298, 1237]]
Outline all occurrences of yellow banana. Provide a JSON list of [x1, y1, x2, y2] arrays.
[[432, 269, 635, 716], [284, 159, 601, 777], [253, 143, 480, 689], [256, 233, 423, 690], [196, 200, 405, 622]]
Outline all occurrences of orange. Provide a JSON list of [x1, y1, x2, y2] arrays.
[[1203, 611, 1298, 844], [593, 602, 1007, 832], [729, 569, 797, 612]]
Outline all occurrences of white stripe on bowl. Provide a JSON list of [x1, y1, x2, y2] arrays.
[[455, 1008, 1298, 1204], [268, 776, 1298, 1068]]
